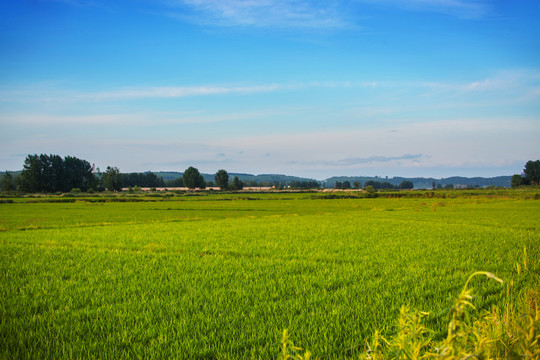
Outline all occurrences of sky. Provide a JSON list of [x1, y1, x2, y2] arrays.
[[1, 0, 539, 179]]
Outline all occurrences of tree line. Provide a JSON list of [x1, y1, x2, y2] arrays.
[[333, 180, 415, 190], [3, 154, 539, 193], [0, 155, 249, 193], [511, 160, 540, 187], [0, 154, 168, 193]]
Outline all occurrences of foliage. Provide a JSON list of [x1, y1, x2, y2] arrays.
[[230, 176, 244, 191], [1, 171, 15, 192], [365, 185, 377, 197], [165, 177, 183, 187], [289, 180, 320, 189], [364, 273, 539, 359], [120, 172, 165, 188], [512, 174, 524, 188], [365, 180, 397, 190], [398, 180, 414, 190], [103, 166, 122, 192], [524, 160, 540, 185], [183, 166, 205, 189], [19, 154, 95, 193], [215, 169, 229, 190]]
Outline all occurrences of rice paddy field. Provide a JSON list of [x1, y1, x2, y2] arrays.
[[1, 191, 539, 359]]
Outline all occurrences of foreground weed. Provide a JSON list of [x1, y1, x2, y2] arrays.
[[279, 329, 311, 360], [284, 272, 540, 360], [436, 271, 504, 359]]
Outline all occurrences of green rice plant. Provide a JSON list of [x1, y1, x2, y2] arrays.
[[1, 194, 539, 358]]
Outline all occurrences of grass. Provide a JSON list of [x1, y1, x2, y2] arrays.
[[0, 192, 539, 358]]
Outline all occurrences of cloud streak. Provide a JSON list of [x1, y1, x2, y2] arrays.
[[76, 84, 285, 101], [4, 70, 538, 104], [162, 0, 494, 31], [359, 0, 493, 19], [0, 81, 374, 103], [165, 0, 348, 29]]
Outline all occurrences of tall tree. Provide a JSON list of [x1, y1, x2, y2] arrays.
[[63, 156, 95, 191], [19, 154, 97, 193], [19, 154, 42, 192], [1, 171, 14, 192], [183, 166, 205, 189], [230, 176, 243, 191], [511, 174, 523, 188], [214, 169, 229, 190], [103, 166, 122, 191], [19, 154, 64, 192], [524, 160, 540, 185]]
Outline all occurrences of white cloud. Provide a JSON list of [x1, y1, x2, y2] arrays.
[[357, 0, 493, 19], [163, 0, 494, 31], [0, 110, 282, 126], [165, 0, 349, 29], [76, 84, 285, 101], [0, 81, 376, 103]]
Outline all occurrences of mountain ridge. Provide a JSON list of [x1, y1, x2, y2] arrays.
[[153, 172, 512, 188]]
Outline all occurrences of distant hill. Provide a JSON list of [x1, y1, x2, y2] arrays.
[[324, 175, 512, 189]]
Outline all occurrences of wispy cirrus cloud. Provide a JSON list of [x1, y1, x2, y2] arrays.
[[163, 0, 349, 29], [0, 81, 375, 103], [357, 0, 493, 19], [162, 0, 493, 30], [1, 70, 538, 107], [75, 84, 285, 101], [0, 84, 286, 103]]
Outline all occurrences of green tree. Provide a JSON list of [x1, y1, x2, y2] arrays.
[[198, 174, 206, 189], [353, 181, 362, 189], [1, 171, 14, 192], [19, 154, 63, 192], [183, 166, 205, 189], [342, 181, 351, 189], [524, 160, 540, 185], [511, 174, 523, 188], [63, 156, 95, 191], [214, 169, 229, 190], [103, 166, 122, 191], [19, 154, 97, 193], [399, 180, 414, 189], [166, 177, 183, 187], [365, 185, 377, 198], [230, 176, 243, 191]]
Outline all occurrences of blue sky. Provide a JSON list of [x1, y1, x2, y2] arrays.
[[1, 0, 539, 179]]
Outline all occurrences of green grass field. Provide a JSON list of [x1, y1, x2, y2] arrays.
[[1, 192, 539, 359]]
